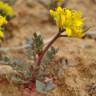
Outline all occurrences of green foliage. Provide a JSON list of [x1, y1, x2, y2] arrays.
[[36, 80, 56, 94], [26, 32, 44, 60], [0, 31, 58, 93], [32, 32, 44, 54], [1, 56, 33, 83], [43, 47, 58, 65], [36, 80, 46, 93], [26, 32, 57, 62]]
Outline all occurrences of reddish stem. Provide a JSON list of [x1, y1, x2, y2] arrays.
[[32, 29, 64, 80], [37, 29, 62, 66]]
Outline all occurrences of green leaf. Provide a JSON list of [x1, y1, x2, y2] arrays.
[[44, 80, 56, 92], [33, 32, 44, 54], [43, 47, 58, 64], [36, 80, 46, 94], [36, 80, 56, 94]]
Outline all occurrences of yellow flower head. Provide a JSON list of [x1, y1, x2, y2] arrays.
[[50, 7, 85, 38], [0, 1, 15, 17], [0, 15, 7, 26], [57, 0, 64, 2], [0, 30, 4, 38], [50, 7, 65, 29], [0, 29, 4, 43]]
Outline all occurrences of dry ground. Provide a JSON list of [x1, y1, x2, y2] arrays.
[[0, 0, 96, 96]]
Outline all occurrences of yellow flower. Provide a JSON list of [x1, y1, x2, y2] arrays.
[[50, 7, 85, 38], [57, 0, 64, 2], [0, 30, 4, 38], [66, 27, 84, 38], [0, 1, 15, 17], [0, 30, 4, 43], [0, 15, 7, 26], [50, 7, 65, 29]]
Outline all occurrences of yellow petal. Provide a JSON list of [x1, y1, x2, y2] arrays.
[[0, 16, 7, 26], [61, 15, 65, 27], [66, 28, 72, 36], [74, 20, 83, 27], [57, 0, 64, 2], [0, 31, 4, 38], [50, 10, 55, 16], [65, 9, 72, 18], [57, 7, 63, 13]]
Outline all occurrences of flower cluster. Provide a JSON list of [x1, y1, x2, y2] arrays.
[[0, 1, 15, 43], [0, 1, 15, 17], [0, 16, 8, 26], [50, 7, 85, 38]]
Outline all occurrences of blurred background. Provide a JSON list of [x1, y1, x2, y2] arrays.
[[0, 0, 96, 46]]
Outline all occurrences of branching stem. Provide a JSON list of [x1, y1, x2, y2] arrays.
[[32, 29, 65, 80], [37, 29, 64, 66]]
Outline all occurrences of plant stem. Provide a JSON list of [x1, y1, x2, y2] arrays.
[[32, 29, 64, 80], [37, 29, 62, 66]]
